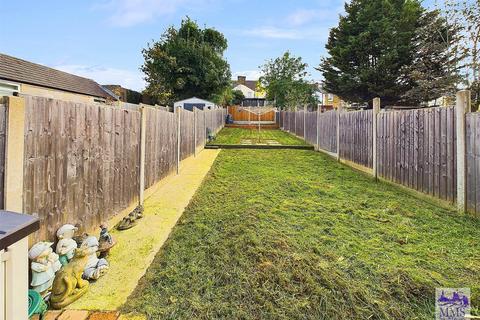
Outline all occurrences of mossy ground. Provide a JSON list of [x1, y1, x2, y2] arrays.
[[123, 149, 480, 319], [211, 128, 307, 145]]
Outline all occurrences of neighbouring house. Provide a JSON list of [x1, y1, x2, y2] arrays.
[[319, 89, 344, 111], [315, 83, 345, 111], [0, 53, 118, 103], [232, 76, 266, 100], [174, 97, 217, 111]]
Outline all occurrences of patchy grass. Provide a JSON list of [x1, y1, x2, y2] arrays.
[[211, 128, 308, 145], [123, 150, 480, 319]]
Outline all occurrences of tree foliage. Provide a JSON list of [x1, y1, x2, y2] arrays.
[[442, 0, 480, 110], [318, 0, 423, 105], [400, 10, 462, 105], [232, 90, 245, 105], [260, 52, 317, 109], [142, 17, 231, 105]]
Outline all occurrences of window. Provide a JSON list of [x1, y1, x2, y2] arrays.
[[94, 98, 107, 104], [0, 80, 20, 96], [327, 94, 334, 102]]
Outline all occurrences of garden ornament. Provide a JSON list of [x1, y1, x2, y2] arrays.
[[56, 224, 78, 266], [116, 205, 143, 230], [207, 128, 215, 142], [28, 242, 62, 295], [50, 246, 90, 309], [28, 289, 48, 318], [81, 236, 109, 280], [98, 224, 116, 258]]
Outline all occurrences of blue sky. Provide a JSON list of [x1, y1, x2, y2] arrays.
[[1, 0, 434, 91]]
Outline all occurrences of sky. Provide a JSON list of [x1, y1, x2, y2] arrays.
[[1, 0, 435, 92]]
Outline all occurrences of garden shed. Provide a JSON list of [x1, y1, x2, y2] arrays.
[[174, 97, 216, 111]]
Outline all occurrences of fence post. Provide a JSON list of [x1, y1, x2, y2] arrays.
[[456, 90, 471, 213], [176, 106, 181, 174], [139, 105, 147, 205], [3, 96, 28, 320], [336, 104, 342, 161], [372, 98, 381, 179], [193, 108, 197, 157]]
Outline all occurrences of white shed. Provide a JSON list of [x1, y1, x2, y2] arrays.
[[174, 97, 217, 111]]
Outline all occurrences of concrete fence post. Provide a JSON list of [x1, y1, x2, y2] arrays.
[[336, 104, 342, 161], [139, 105, 147, 205], [456, 90, 471, 213], [3, 96, 28, 320], [176, 106, 181, 174], [372, 98, 381, 179]]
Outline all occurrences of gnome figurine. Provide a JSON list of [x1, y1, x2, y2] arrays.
[[81, 236, 109, 280], [98, 224, 116, 258], [29, 242, 62, 295], [56, 224, 79, 266]]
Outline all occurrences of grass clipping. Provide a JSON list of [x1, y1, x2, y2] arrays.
[[123, 149, 480, 319]]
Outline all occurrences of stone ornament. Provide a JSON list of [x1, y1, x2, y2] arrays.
[[55, 224, 78, 266], [98, 224, 116, 258], [81, 236, 109, 280], [50, 247, 90, 309], [116, 205, 144, 231], [28, 242, 62, 295]]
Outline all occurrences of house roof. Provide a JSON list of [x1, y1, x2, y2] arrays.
[[0, 53, 114, 99], [174, 97, 216, 105], [233, 80, 258, 91]]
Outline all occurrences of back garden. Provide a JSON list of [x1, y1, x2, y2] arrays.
[[120, 129, 480, 319]]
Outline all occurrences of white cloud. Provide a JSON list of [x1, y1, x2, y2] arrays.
[[243, 27, 302, 40], [243, 26, 330, 41], [98, 0, 208, 27], [232, 70, 262, 80], [287, 9, 318, 27], [53, 64, 146, 91]]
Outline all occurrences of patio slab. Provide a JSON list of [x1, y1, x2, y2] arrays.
[[66, 149, 220, 311]]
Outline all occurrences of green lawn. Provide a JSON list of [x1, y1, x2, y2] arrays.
[[123, 149, 480, 319], [211, 128, 308, 145]]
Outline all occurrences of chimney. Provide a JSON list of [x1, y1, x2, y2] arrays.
[[237, 76, 246, 85]]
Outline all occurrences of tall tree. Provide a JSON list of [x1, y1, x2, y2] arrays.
[[442, 0, 480, 110], [260, 52, 318, 109], [400, 9, 462, 105], [142, 17, 231, 105], [318, 0, 423, 105]]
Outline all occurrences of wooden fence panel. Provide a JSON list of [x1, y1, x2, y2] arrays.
[[377, 107, 456, 202], [466, 113, 480, 214], [24, 96, 141, 242], [180, 110, 194, 160], [317, 111, 338, 153], [0, 103, 6, 210], [144, 108, 177, 189], [228, 106, 275, 122], [289, 111, 295, 133], [196, 109, 206, 149], [339, 110, 373, 168], [304, 111, 317, 145], [295, 110, 304, 137]]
